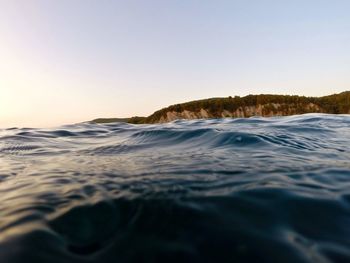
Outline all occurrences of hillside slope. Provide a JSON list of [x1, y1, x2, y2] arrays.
[[136, 91, 350, 123], [91, 91, 350, 124]]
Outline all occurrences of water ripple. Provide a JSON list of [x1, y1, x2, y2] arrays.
[[0, 114, 350, 262]]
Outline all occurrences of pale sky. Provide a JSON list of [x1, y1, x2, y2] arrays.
[[0, 0, 349, 128]]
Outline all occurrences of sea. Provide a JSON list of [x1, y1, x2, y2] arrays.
[[0, 114, 350, 263]]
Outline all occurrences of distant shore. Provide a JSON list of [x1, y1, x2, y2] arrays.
[[92, 91, 350, 124]]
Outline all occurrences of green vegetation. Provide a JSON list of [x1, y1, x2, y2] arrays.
[[92, 91, 350, 124], [91, 118, 129, 124], [137, 91, 350, 123], [91, 117, 147, 124], [127, 116, 147, 124]]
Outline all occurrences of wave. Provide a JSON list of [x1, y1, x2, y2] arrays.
[[0, 114, 350, 262]]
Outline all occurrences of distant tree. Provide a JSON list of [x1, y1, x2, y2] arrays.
[[142, 91, 350, 123]]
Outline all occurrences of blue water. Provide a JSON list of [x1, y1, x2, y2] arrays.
[[1, 114, 350, 263]]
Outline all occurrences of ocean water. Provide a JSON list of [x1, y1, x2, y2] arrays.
[[1, 114, 350, 263]]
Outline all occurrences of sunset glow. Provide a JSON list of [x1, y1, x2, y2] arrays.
[[1, 0, 349, 127]]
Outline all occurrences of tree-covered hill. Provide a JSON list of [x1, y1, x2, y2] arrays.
[[91, 91, 350, 124], [134, 91, 350, 124]]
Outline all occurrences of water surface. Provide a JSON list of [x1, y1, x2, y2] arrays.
[[1, 114, 350, 262]]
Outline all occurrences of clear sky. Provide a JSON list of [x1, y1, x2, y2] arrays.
[[1, 0, 349, 128]]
